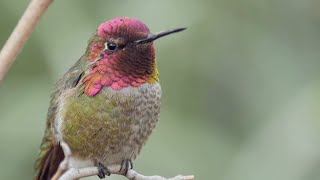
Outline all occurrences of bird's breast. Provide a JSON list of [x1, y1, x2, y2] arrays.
[[54, 82, 161, 166]]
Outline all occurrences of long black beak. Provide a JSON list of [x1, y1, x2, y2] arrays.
[[134, 27, 186, 44]]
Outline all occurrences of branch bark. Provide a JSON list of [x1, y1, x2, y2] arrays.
[[0, 0, 53, 83], [54, 142, 195, 180]]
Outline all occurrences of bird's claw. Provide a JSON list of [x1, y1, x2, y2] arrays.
[[97, 162, 110, 179], [119, 159, 133, 175]]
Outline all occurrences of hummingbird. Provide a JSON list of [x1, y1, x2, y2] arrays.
[[34, 17, 185, 180]]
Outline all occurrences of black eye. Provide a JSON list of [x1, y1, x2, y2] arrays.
[[106, 42, 117, 51]]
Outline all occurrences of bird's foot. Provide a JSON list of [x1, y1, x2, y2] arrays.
[[97, 162, 110, 179], [119, 159, 133, 175]]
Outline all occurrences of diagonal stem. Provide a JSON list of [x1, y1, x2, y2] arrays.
[[0, 0, 53, 83]]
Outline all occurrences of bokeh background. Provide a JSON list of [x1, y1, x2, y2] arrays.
[[1, 0, 320, 179]]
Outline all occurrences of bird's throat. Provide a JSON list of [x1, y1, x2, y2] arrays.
[[83, 57, 158, 96]]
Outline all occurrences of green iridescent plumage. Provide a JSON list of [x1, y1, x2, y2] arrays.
[[62, 91, 133, 159]]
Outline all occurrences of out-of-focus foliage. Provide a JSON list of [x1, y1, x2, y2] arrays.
[[1, 0, 320, 180]]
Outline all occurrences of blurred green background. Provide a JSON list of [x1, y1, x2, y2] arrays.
[[1, 0, 320, 180]]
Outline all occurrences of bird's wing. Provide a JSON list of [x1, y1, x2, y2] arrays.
[[34, 58, 86, 180]]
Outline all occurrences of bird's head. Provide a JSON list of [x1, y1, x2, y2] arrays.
[[83, 17, 185, 96]]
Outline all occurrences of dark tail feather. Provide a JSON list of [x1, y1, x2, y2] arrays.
[[36, 144, 65, 180]]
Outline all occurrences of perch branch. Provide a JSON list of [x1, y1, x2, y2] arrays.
[[0, 0, 53, 83], [54, 142, 194, 180], [59, 165, 194, 180]]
